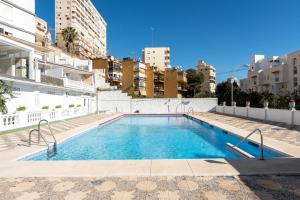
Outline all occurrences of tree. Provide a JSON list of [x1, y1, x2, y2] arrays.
[[185, 69, 204, 97], [61, 27, 78, 53], [0, 80, 15, 114]]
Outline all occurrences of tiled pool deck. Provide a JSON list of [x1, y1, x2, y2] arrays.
[[1, 176, 300, 200], [0, 112, 300, 199]]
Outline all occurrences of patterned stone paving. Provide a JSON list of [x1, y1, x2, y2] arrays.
[[0, 114, 111, 152], [0, 176, 299, 200], [196, 112, 300, 146]]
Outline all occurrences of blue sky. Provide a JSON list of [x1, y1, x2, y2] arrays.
[[36, 0, 300, 82]]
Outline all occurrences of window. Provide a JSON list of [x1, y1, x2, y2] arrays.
[[293, 58, 297, 67]]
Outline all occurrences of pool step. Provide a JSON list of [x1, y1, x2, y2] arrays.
[[226, 143, 255, 158]]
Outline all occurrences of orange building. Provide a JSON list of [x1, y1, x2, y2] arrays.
[[93, 56, 122, 88]]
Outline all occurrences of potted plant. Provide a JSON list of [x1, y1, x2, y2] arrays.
[[69, 104, 75, 108], [42, 106, 49, 110], [55, 105, 62, 109], [76, 104, 81, 107], [16, 106, 26, 112]]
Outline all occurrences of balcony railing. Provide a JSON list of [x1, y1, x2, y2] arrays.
[[0, 107, 90, 132], [63, 78, 94, 92], [41, 75, 64, 87]]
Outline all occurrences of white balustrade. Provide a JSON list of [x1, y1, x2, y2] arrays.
[[0, 106, 92, 132]]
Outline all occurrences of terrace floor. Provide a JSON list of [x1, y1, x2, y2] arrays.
[[195, 112, 300, 147], [0, 114, 111, 152], [1, 175, 300, 200]]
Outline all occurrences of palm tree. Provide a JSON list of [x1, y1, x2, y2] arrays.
[[61, 27, 78, 53]]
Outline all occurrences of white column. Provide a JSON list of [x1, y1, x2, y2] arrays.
[[28, 51, 35, 80]]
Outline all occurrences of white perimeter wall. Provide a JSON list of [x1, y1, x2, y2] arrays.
[[6, 82, 96, 113], [216, 105, 300, 125], [97, 93, 217, 114]]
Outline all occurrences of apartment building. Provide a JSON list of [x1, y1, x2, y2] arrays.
[[287, 51, 300, 94], [153, 67, 187, 98], [239, 53, 300, 96], [35, 17, 52, 47], [55, 0, 107, 59], [0, 0, 35, 43], [197, 60, 216, 93], [154, 67, 165, 98], [0, 33, 97, 113], [142, 47, 170, 70], [121, 58, 148, 96], [93, 56, 122, 89]]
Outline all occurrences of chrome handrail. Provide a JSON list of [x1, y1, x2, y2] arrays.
[[235, 128, 264, 160], [186, 107, 194, 116], [28, 119, 57, 156]]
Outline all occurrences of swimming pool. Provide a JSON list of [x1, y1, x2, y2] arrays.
[[25, 115, 285, 160]]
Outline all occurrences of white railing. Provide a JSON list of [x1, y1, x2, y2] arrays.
[[216, 105, 300, 126], [0, 107, 90, 132], [63, 78, 95, 92]]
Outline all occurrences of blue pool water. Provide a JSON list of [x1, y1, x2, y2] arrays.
[[25, 115, 285, 160]]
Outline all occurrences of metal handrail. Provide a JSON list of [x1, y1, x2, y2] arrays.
[[235, 128, 264, 160], [28, 119, 57, 156], [186, 107, 194, 115]]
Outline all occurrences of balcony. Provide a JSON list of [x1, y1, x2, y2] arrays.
[[154, 87, 164, 92], [63, 78, 94, 92], [177, 75, 187, 83], [41, 75, 64, 87], [154, 76, 164, 82]]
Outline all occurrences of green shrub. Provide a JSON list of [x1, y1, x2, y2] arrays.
[[16, 106, 26, 112], [69, 104, 75, 108], [76, 104, 81, 107], [55, 105, 62, 109], [42, 106, 49, 110]]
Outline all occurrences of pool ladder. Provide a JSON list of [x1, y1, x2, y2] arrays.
[[186, 107, 194, 116], [28, 119, 57, 157], [234, 128, 264, 160]]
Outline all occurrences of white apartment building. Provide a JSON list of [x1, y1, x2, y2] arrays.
[[240, 52, 300, 96], [197, 60, 216, 93], [0, 0, 35, 43], [35, 17, 52, 47], [142, 47, 170, 70], [0, 0, 100, 132], [55, 0, 107, 59]]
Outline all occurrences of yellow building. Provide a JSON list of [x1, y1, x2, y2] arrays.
[[154, 68, 165, 98], [177, 70, 188, 98], [153, 67, 187, 98], [197, 60, 216, 93], [145, 64, 154, 98], [92, 56, 122, 88], [121, 58, 148, 96]]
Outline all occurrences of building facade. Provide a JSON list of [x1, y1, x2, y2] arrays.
[[0, 0, 98, 131], [153, 67, 187, 98], [35, 17, 52, 47], [240, 52, 300, 96], [0, 0, 35, 43], [142, 47, 170, 70], [93, 56, 122, 89], [197, 60, 216, 93], [121, 58, 148, 97], [55, 0, 107, 59]]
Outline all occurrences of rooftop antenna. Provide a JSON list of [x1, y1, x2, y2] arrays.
[[151, 27, 155, 47]]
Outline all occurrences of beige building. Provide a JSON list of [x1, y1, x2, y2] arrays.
[[55, 0, 107, 59], [240, 51, 300, 96], [197, 60, 216, 93], [121, 58, 147, 96], [142, 47, 170, 70], [93, 56, 122, 89], [35, 17, 52, 47]]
